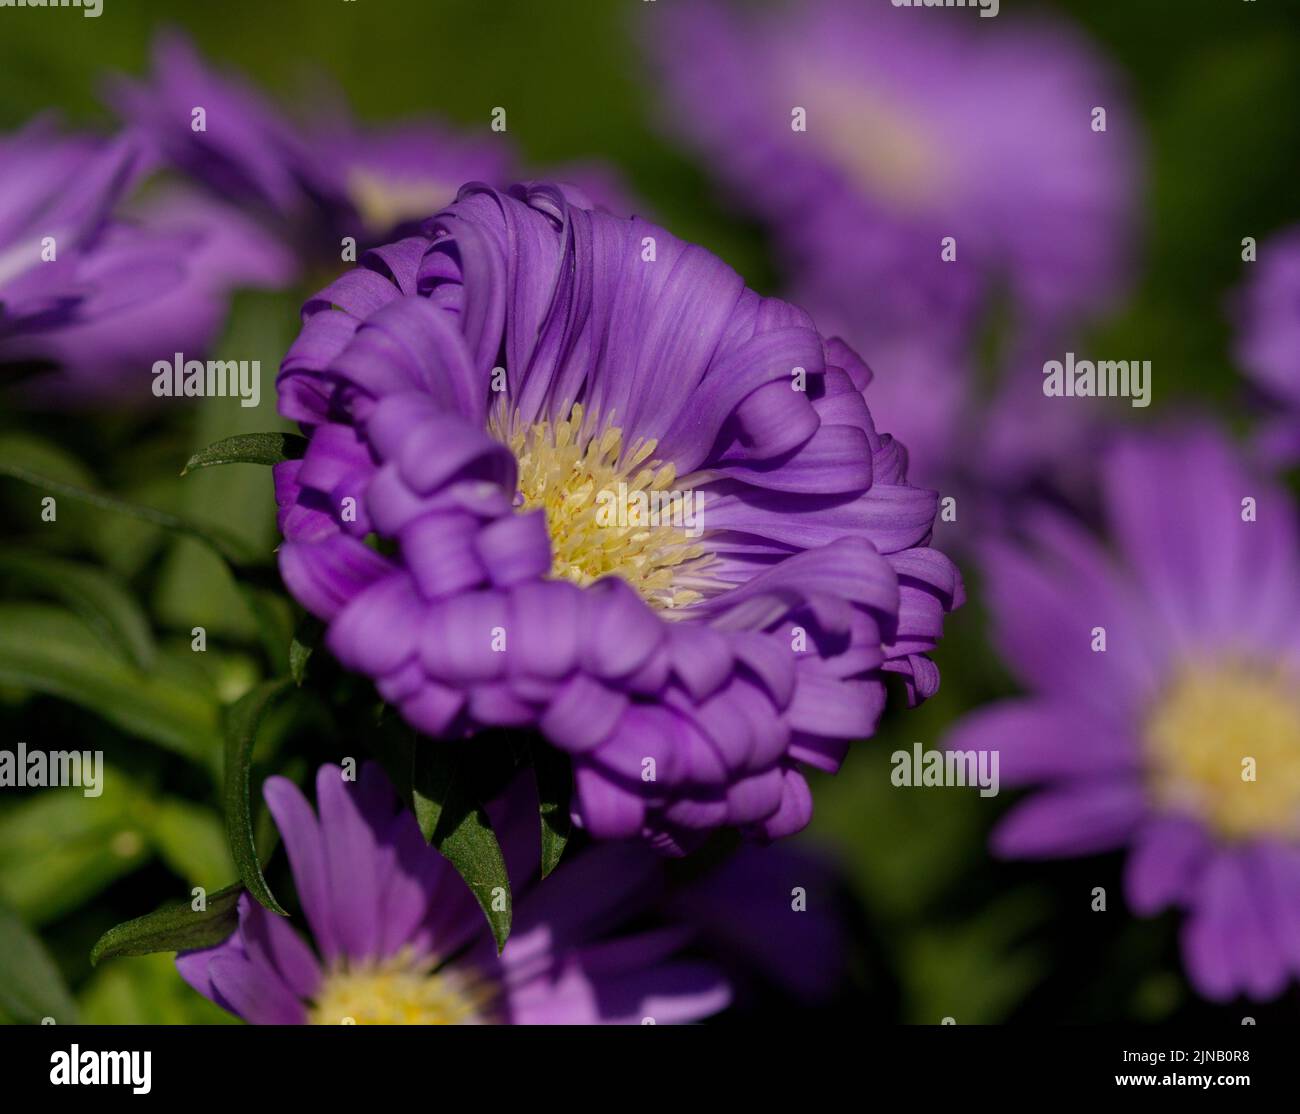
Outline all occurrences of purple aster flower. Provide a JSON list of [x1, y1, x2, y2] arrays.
[[1234, 226, 1300, 466], [274, 182, 960, 850], [946, 425, 1300, 1002], [177, 762, 733, 1024], [106, 31, 320, 230], [0, 120, 141, 345], [303, 101, 515, 244], [110, 31, 616, 263], [1, 118, 290, 401], [648, 0, 1141, 332]]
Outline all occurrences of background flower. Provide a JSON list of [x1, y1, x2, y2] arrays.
[[0, 117, 291, 403], [178, 763, 736, 1024], [946, 426, 1300, 1001], [1234, 226, 1300, 467], [647, 0, 1143, 497]]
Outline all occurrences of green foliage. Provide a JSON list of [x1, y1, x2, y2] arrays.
[[91, 884, 244, 966], [408, 737, 513, 953], [0, 903, 79, 1024]]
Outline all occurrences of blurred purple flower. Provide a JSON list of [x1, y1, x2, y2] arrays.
[[274, 182, 960, 851], [1234, 226, 1300, 466], [108, 31, 631, 264], [648, 0, 1142, 495], [670, 843, 849, 1004], [178, 762, 733, 1024], [649, 0, 1140, 330], [0, 118, 291, 401], [947, 425, 1300, 1002], [0, 121, 142, 343]]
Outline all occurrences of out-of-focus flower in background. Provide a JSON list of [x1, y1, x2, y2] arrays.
[[946, 425, 1300, 1002], [107, 30, 515, 265], [646, 0, 1143, 494], [274, 182, 960, 851], [108, 30, 637, 269], [0, 116, 291, 402], [1234, 226, 1300, 468], [178, 762, 833, 1024]]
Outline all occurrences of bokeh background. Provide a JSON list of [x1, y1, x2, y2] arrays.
[[2, 0, 1299, 1024]]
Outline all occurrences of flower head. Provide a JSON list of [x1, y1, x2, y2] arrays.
[[275, 182, 959, 849], [1234, 226, 1300, 466], [0, 118, 290, 401], [177, 762, 733, 1024], [947, 425, 1300, 1001], [649, 0, 1140, 330], [108, 31, 512, 262], [647, 0, 1141, 497]]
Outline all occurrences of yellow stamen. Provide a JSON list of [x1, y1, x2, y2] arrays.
[[1145, 660, 1300, 841], [490, 403, 713, 611], [347, 169, 456, 235], [307, 951, 494, 1025], [791, 73, 951, 213]]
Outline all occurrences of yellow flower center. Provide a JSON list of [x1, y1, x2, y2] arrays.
[[1145, 661, 1300, 841], [491, 403, 712, 610], [307, 952, 493, 1025], [792, 73, 951, 213], [347, 169, 457, 235]]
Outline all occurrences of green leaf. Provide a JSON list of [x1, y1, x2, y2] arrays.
[[222, 678, 292, 916], [143, 799, 237, 890], [410, 743, 512, 952], [181, 431, 308, 475], [0, 904, 79, 1023], [289, 614, 324, 686], [0, 431, 98, 487], [0, 550, 155, 670], [0, 604, 222, 772], [79, 952, 238, 1025], [0, 769, 152, 925], [91, 883, 243, 966], [533, 741, 572, 878], [0, 460, 264, 568]]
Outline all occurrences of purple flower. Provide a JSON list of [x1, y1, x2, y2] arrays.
[[274, 182, 960, 850], [107, 32, 513, 262], [647, 0, 1141, 496], [947, 425, 1300, 1001], [0, 121, 140, 344], [178, 763, 734, 1024], [1, 118, 290, 401], [1234, 226, 1300, 466], [649, 0, 1140, 331], [106, 31, 319, 229]]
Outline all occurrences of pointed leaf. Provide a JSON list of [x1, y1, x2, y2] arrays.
[[410, 743, 512, 951], [533, 741, 572, 878], [222, 678, 292, 916], [289, 614, 324, 686], [181, 432, 308, 475], [90, 883, 243, 965]]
